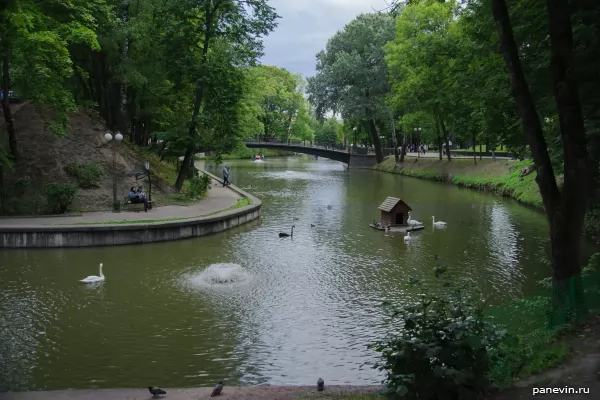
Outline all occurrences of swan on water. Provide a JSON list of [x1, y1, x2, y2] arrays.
[[279, 225, 295, 238], [432, 216, 447, 226], [80, 263, 105, 283], [407, 211, 423, 226], [404, 232, 412, 243]]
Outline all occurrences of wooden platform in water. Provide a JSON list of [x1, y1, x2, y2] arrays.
[[369, 223, 425, 233]]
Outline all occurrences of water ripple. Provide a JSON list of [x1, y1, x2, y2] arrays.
[[1, 157, 591, 390]]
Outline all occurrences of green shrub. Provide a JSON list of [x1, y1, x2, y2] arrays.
[[184, 174, 211, 199], [370, 266, 506, 400], [44, 183, 77, 213], [64, 163, 103, 188]]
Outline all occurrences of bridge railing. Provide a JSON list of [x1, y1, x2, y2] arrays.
[[247, 139, 382, 154], [246, 138, 352, 153]]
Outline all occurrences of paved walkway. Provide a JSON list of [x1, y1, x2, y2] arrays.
[[0, 179, 239, 228], [405, 152, 513, 160], [0, 385, 380, 400]]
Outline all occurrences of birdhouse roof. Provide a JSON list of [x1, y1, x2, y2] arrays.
[[378, 196, 412, 212]]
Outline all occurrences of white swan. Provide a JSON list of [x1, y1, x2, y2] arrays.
[[80, 263, 105, 283], [407, 212, 423, 226], [432, 216, 447, 226], [404, 232, 411, 243]]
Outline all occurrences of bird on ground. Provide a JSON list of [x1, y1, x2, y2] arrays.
[[148, 386, 166, 397], [432, 216, 447, 226], [211, 381, 224, 397], [279, 225, 295, 238], [404, 232, 412, 243], [311, 224, 315, 228], [317, 378, 324, 391], [80, 263, 105, 283]]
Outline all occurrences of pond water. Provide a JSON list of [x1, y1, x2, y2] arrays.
[[1, 156, 594, 391]]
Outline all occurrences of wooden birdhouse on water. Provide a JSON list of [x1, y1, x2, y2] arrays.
[[378, 197, 412, 227]]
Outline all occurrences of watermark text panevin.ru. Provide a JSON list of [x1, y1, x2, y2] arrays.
[[533, 387, 590, 395]]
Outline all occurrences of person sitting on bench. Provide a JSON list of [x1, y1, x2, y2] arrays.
[[129, 186, 149, 212]]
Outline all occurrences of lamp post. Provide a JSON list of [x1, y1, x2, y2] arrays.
[[144, 161, 151, 203], [352, 127, 357, 153], [104, 131, 123, 212], [413, 127, 422, 158]]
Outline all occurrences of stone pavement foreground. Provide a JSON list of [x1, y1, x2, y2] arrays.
[[0, 179, 239, 228], [0, 385, 380, 400]]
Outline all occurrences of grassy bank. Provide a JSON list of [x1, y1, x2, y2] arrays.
[[196, 147, 295, 160], [453, 145, 506, 153], [374, 156, 542, 208], [374, 156, 600, 237]]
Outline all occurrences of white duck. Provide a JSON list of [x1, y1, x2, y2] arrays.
[[404, 232, 411, 243], [407, 211, 423, 226], [431, 216, 447, 227], [80, 263, 105, 283]]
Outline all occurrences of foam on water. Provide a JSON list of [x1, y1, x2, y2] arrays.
[[182, 263, 250, 288]]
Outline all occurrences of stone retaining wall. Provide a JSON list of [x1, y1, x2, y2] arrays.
[[0, 170, 261, 249]]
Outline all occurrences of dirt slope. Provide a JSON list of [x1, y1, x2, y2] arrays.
[[1, 103, 174, 214]]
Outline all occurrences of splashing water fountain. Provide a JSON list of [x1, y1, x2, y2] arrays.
[[182, 263, 251, 289]]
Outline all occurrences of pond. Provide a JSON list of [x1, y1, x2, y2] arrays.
[[1, 156, 592, 391]]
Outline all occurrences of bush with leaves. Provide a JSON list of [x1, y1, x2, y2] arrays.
[[64, 163, 103, 188], [370, 266, 507, 400], [44, 183, 77, 214], [184, 174, 211, 200]]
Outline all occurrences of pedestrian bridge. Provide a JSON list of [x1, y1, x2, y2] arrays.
[[244, 141, 377, 168]]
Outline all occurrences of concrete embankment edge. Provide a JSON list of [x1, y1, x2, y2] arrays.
[[0, 385, 381, 400], [0, 169, 261, 248]]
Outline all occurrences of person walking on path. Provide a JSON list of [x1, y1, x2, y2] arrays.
[[223, 165, 230, 187]]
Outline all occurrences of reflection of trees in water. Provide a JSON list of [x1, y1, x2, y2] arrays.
[[480, 203, 525, 298]]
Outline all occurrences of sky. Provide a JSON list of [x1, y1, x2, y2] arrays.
[[259, 0, 391, 78]]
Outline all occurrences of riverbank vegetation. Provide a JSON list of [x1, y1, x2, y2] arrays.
[[303, 0, 600, 398], [196, 147, 294, 161], [0, 0, 343, 216]]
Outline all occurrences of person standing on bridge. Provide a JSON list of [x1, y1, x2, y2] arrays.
[[223, 165, 230, 187]]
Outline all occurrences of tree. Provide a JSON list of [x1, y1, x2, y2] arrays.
[[385, 0, 461, 162], [0, 0, 101, 161], [314, 118, 341, 147], [173, 0, 279, 190], [490, 0, 590, 323], [307, 13, 396, 163]]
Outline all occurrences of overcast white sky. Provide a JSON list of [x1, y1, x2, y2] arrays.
[[259, 0, 391, 78]]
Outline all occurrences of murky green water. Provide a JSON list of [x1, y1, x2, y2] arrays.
[[1, 156, 596, 391]]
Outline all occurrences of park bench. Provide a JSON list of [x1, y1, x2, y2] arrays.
[[122, 196, 155, 212]]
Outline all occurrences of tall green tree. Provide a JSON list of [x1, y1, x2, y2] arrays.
[[490, 0, 591, 323], [172, 0, 279, 190], [307, 13, 396, 163]]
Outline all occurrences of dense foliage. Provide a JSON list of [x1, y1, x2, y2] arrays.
[[371, 266, 506, 400]]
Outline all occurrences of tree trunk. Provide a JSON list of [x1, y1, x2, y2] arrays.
[[174, 5, 215, 191], [2, 37, 19, 161], [367, 117, 384, 163], [117, 0, 130, 136], [0, 164, 4, 214], [472, 132, 477, 165], [128, 87, 136, 143], [142, 118, 149, 146], [400, 132, 406, 163], [390, 110, 399, 163], [439, 119, 452, 161], [492, 0, 589, 324]]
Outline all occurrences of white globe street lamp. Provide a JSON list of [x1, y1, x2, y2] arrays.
[[105, 131, 123, 212]]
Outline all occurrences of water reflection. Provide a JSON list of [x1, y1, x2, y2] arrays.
[[1, 156, 596, 390]]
